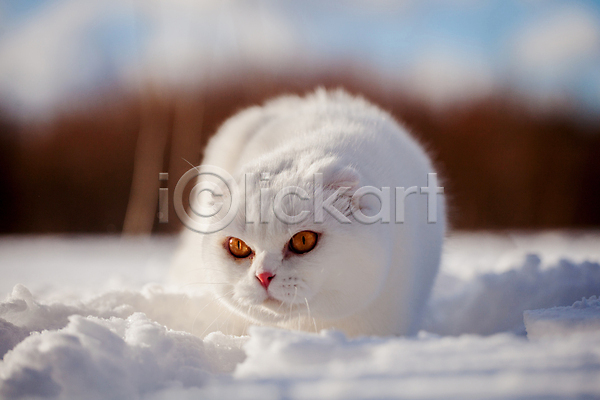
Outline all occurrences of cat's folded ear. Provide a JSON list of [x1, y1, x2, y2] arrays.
[[323, 165, 361, 191], [317, 163, 363, 219], [311, 160, 388, 218], [308, 158, 361, 191]]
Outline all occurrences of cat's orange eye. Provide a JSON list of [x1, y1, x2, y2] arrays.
[[289, 231, 318, 254], [228, 237, 252, 258]]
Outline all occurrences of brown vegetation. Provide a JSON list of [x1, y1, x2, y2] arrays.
[[1, 70, 599, 234]]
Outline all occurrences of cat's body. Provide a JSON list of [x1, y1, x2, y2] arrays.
[[171, 89, 445, 337]]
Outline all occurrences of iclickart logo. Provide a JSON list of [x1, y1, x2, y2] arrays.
[[158, 165, 444, 233]]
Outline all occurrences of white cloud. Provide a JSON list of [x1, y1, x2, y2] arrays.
[[0, 0, 300, 117], [131, 0, 300, 88], [400, 47, 495, 106], [511, 6, 600, 73], [0, 1, 109, 114]]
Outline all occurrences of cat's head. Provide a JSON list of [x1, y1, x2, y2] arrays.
[[192, 154, 390, 327]]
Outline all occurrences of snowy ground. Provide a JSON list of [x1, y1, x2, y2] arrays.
[[1, 231, 600, 399]]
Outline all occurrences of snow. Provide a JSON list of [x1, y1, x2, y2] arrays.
[[525, 296, 600, 339], [1, 232, 600, 399], [233, 327, 600, 400], [0, 236, 177, 298], [425, 254, 600, 336], [0, 313, 245, 399]]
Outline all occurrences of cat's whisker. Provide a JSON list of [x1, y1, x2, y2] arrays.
[[199, 306, 230, 337], [274, 296, 286, 315], [297, 295, 302, 331], [176, 282, 232, 299], [191, 289, 234, 334], [247, 305, 251, 322], [178, 282, 233, 289], [287, 294, 294, 317], [245, 305, 256, 333], [304, 297, 318, 334], [218, 307, 236, 335], [182, 267, 228, 274], [288, 286, 298, 329], [181, 157, 196, 169]]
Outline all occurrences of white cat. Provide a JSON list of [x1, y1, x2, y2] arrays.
[[170, 89, 445, 337]]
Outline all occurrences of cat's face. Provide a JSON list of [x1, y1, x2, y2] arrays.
[[194, 156, 389, 326]]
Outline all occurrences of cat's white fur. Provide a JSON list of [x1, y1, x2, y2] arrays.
[[171, 89, 445, 337]]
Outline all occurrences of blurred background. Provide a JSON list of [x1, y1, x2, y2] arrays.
[[1, 0, 600, 235]]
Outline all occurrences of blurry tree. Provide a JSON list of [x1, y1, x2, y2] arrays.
[[1, 69, 599, 234]]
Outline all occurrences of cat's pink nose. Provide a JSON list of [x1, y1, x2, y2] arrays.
[[256, 272, 275, 289]]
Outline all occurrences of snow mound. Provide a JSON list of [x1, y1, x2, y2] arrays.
[[425, 255, 600, 335], [0, 284, 235, 359], [232, 326, 600, 400], [1, 234, 600, 399], [4, 312, 599, 399], [525, 295, 600, 339], [0, 313, 245, 399]]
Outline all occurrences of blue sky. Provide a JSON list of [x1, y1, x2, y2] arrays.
[[1, 0, 600, 117], [283, 0, 600, 108]]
